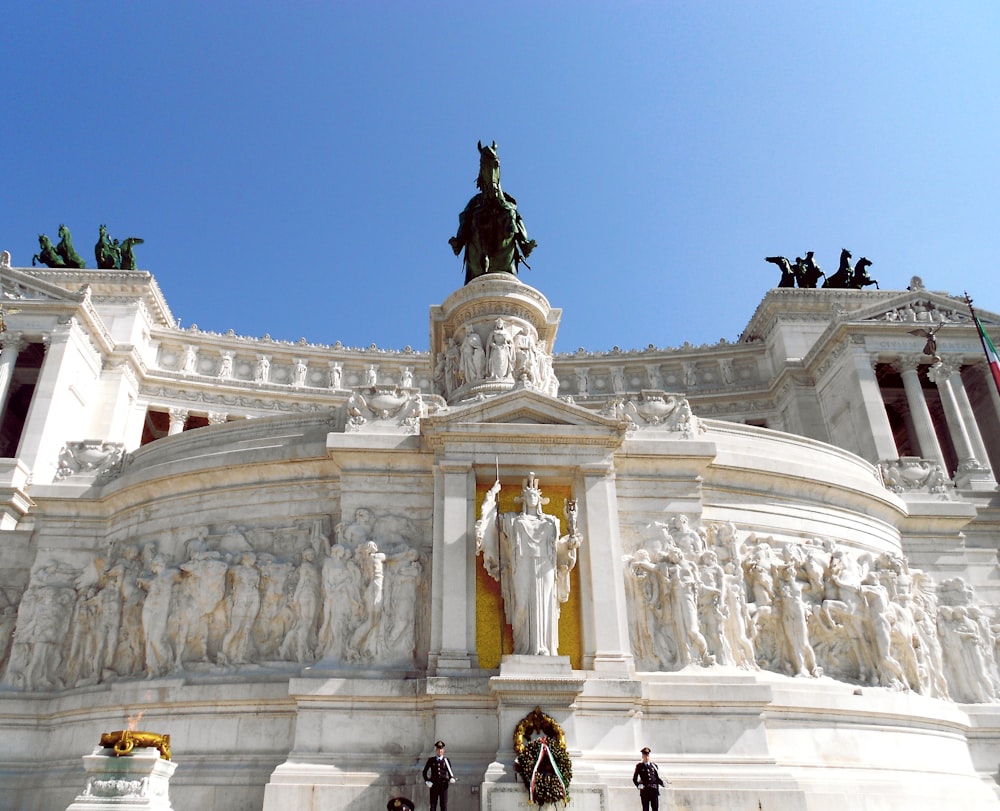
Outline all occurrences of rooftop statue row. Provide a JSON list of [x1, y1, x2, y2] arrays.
[[449, 141, 537, 285], [31, 224, 143, 270], [765, 249, 879, 290]]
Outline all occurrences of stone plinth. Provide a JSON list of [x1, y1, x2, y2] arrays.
[[66, 746, 177, 810], [481, 783, 608, 810], [429, 275, 562, 404]]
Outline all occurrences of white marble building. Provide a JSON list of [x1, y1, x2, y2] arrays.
[[1, 263, 1000, 810]]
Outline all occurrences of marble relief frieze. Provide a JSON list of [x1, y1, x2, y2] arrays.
[[623, 515, 996, 704], [0, 510, 428, 691]]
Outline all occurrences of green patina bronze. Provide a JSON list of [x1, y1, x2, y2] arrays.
[[56, 224, 87, 268], [95, 225, 144, 270], [119, 237, 144, 271], [32, 234, 66, 268], [449, 141, 537, 285]]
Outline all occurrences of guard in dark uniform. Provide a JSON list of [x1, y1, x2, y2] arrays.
[[632, 746, 665, 811], [422, 740, 456, 811]]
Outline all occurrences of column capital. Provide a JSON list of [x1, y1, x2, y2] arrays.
[[926, 359, 960, 385], [891, 353, 925, 373], [0, 332, 27, 354]]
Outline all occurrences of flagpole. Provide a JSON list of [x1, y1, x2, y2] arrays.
[[965, 292, 1000, 397]]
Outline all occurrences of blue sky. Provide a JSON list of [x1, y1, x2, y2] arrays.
[[3, 2, 998, 353]]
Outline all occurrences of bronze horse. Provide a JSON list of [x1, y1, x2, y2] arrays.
[[449, 141, 537, 285], [824, 249, 878, 289]]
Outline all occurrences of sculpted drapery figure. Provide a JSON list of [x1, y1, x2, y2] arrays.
[[449, 141, 537, 284], [475, 474, 581, 657]]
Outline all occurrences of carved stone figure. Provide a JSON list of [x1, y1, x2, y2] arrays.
[[449, 141, 537, 284], [773, 553, 819, 677], [219, 553, 261, 666], [317, 545, 362, 661], [173, 548, 227, 666], [460, 330, 486, 385], [664, 547, 711, 666], [279, 548, 321, 661], [137, 556, 182, 678], [384, 548, 421, 659], [337, 507, 376, 550], [181, 345, 198, 374], [486, 321, 514, 381], [445, 338, 461, 391], [723, 570, 757, 669], [347, 542, 387, 661], [432, 352, 447, 397], [293, 359, 308, 387], [329, 362, 343, 389], [697, 550, 734, 666], [218, 352, 234, 379], [514, 329, 541, 386], [254, 554, 295, 659], [66, 583, 101, 686], [110, 546, 145, 678], [476, 474, 579, 656], [254, 355, 270, 384], [364, 365, 378, 388], [399, 366, 414, 389], [610, 367, 626, 394]]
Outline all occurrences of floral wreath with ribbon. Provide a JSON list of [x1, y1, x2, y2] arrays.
[[512, 707, 573, 807]]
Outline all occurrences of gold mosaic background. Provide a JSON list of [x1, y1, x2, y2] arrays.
[[474, 481, 582, 669]]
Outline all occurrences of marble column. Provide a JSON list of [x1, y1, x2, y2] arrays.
[[849, 347, 899, 462], [0, 332, 26, 427], [892, 355, 945, 470], [952, 366, 992, 472], [577, 462, 633, 677], [927, 360, 995, 490], [167, 408, 188, 436], [431, 460, 476, 673]]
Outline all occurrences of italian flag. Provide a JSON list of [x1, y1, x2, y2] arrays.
[[974, 314, 1000, 395]]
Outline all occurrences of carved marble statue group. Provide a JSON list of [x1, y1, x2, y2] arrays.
[[625, 516, 999, 703], [31, 224, 143, 270], [434, 318, 557, 400], [765, 249, 878, 290], [0, 511, 425, 691]]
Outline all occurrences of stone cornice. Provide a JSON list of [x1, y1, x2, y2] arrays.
[[10, 267, 174, 328]]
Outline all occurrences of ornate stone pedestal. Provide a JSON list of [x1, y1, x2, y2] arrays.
[[66, 746, 177, 810], [429, 274, 561, 404]]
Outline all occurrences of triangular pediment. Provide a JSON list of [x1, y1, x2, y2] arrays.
[[428, 388, 622, 429], [851, 289, 998, 326], [0, 265, 87, 304], [420, 388, 627, 456], [2, 266, 174, 328]]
